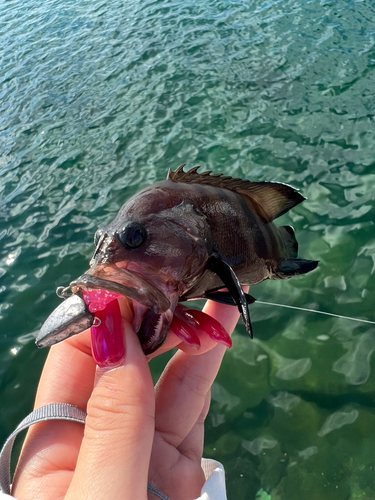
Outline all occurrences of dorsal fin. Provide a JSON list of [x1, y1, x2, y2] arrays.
[[167, 165, 305, 222]]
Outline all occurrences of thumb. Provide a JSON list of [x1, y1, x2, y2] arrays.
[[66, 299, 155, 500]]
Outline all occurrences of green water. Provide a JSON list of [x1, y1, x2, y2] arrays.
[[1, 0, 375, 498]]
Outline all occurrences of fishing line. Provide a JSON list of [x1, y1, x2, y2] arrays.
[[255, 300, 375, 326]]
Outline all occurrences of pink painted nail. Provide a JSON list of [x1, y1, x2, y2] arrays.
[[188, 309, 232, 348], [91, 299, 125, 368], [170, 305, 201, 349]]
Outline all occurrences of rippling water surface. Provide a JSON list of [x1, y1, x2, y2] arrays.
[[1, 0, 375, 498]]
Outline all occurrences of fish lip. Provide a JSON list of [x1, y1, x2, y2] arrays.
[[70, 266, 170, 314]]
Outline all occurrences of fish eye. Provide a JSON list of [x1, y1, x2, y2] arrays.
[[94, 229, 104, 246], [118, 222, 147, 249]]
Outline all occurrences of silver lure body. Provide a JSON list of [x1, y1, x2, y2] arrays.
[[35, 294, 94, 348]]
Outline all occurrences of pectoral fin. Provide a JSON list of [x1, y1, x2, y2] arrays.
[[209, 253, 254, 339], [276, 258, 319, 278], [204, 291, 256, 306]]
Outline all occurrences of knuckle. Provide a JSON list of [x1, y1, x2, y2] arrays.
[[85, 373, 154, 437], [170, 365, 210, 399]]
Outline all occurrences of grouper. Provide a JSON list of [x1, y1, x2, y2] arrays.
[[36, 166, 318, 354]]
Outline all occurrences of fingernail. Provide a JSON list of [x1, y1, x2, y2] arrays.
[[188, 309, 232, 348], [91, 299, 125, 368], [170, 305, 201, 349]]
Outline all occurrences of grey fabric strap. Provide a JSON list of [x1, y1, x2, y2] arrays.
[[0, 403, 87, 494], [0, 402, 171, 500], [147, 483, 172, 500]]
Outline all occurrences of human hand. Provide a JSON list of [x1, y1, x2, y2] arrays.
[[12, 296, 245, 500]]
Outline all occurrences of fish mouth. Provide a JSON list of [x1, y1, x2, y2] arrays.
[[70, 264, 170, 315], [36, 263, 233, 355], [70, 265, 176, 354]]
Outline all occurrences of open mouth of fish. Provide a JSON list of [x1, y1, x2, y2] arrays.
[[35, 264, 232, 355], [71, 265, 171, 315]]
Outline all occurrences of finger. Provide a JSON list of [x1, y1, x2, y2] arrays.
[[13, 297, 140, 499], [177, 390, 211, 461], [153, 289, 248, 447], [65, 315, 155, 500], [148, 289, 250, 360], [34, 328, 95, 409], [146, 330, 182, 360], [12, 329, 96, 499], [202, 287, 249, 335], [179, 286, 249, 354], [153, 344, 225, 450]]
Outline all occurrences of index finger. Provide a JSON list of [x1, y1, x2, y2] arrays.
[[34, 328, 96, 410]]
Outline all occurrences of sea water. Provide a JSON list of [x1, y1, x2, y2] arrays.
[[1, 0, 375, 498]]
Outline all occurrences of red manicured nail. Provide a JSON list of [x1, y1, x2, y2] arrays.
[[91, 299, 125, 368], [188, 309, 232, 348], [170, 305, 201, 349]]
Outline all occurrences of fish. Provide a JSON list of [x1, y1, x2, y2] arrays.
[[36, 165, 318, 354]]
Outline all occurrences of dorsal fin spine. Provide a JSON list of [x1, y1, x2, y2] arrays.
[[167, 165, 305, 221]]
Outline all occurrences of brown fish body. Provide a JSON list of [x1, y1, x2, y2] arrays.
[[82, 166, 318, 353], [99, 173, 297, 297], [36, 166, 318, 354]]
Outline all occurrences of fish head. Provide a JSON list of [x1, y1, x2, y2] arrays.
[[73, 187, 213, 353]]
